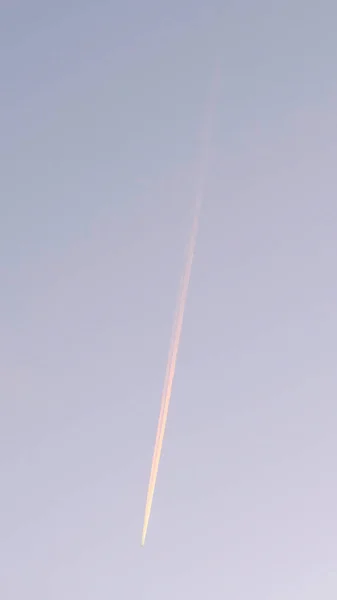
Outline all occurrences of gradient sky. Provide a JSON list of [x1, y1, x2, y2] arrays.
[[1, 1, 337, 598]]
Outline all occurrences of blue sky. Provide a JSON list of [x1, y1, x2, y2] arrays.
[[1, 1, 337, 598]]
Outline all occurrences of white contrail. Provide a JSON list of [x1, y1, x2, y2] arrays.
[[141, 66, 219, 546]]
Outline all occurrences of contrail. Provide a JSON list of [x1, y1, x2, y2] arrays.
[[141, 66, 219, 547]]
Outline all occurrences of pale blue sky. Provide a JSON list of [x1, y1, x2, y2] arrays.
[[1, 1, 337, 598]]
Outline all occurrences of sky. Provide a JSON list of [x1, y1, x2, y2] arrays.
[[1, 1, 337, 598]]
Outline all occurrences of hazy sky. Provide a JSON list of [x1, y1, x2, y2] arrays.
[[1, 1, 337, 598]]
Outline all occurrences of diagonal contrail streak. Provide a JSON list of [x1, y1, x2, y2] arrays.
[[141, 66, 219, 546]]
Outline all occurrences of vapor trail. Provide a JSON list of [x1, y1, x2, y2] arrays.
[[141, 67, 219, 547]]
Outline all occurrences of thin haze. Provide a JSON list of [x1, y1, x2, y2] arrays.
[[1, 1, 337, 598]]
